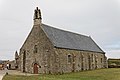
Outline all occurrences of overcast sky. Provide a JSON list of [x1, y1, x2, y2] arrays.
[[0, 0, 120, 60]]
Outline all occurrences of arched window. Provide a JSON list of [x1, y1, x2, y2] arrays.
[[91, 54, 93, 62], [88, 55, 91, 70], [81, 54, 84, 70], [68, 55, 72, 63], [101, 58, 103, 63], [34, 45, 38, 53]]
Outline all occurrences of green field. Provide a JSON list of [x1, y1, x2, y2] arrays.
[[3, 68, 120, 80]]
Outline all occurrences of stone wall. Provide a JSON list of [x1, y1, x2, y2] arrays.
[[53, 48, 107, 74], [18, 7, 107, 74], [8, 60, 15, 70], [18, 24, 107, 74], [19, 24, 57, 74]]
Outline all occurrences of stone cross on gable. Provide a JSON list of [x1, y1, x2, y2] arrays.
[[33, 7, 42, 25], [34, 7, 42, 20]]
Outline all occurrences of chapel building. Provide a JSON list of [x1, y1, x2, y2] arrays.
[[17, 7, 108, 74]]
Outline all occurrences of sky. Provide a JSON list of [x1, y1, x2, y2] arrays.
[[0, 0, 120, 60]]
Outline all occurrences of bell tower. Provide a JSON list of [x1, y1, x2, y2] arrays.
[[33, 7, 42, 25]]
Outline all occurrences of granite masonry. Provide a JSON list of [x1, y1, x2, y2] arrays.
[[16, 7, 108, 74]]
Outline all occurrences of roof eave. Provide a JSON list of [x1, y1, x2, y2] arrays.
[[54, 46, 105, 54]]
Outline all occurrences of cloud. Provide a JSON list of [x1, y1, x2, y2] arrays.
[[106, 50, 120, 58]]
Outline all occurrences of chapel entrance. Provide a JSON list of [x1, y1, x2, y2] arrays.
[[34, 63, 38, 74]]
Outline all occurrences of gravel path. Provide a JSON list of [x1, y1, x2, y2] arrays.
[[0, 69, 38, 80], [0, 69, 8, 80], [7, 70, 35, 76]]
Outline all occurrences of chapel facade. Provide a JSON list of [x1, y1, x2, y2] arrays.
[[17, 7, 108, 74]]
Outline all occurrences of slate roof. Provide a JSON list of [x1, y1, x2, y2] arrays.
[[41, 24, 104, 53]]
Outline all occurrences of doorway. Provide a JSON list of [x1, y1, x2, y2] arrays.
[[34, 63, 38, 74]]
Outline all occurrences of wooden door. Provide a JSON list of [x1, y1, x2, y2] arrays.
[[34, 63, 38, 74]]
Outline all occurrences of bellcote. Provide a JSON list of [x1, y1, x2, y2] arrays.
[[33, 7, 42, 25]]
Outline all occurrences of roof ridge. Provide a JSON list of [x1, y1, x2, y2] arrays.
[[42, 23, 90, 38]]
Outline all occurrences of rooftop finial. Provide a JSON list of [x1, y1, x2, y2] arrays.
[[36, 7, 39, 10], [34, 7, 42, 20], [15, 51, 19, 59]]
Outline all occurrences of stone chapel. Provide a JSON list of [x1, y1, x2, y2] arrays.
[[17, 7, 108, 74]]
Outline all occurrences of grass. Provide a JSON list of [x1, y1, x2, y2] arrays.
[[3, 68, 120, 80]]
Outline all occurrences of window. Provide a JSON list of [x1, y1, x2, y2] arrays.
[[34, 45, 38, 53], [88, 55, 91, 70], [81, 54, 84, 70], [91, 54, 93, 62], [68, 55, 72, 63], [101, 58, 103, 63], [79, 57, 81, 62]]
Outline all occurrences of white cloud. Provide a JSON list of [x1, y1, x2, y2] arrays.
[[106, 50, 120, 58]]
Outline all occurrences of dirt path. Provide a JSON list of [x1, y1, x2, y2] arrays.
[[0, 69, 8, 80], [0, 69, 38, 80], [7, 70, 38, 76]]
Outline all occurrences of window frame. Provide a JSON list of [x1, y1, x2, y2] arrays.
[[68, 54, 72, 63], [34, 45, 38, 53]]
